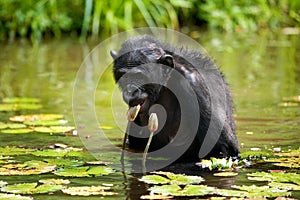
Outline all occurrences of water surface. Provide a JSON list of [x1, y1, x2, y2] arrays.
[[0, 31, 299, 199]]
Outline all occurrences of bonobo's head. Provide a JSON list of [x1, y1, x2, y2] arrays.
[[110, 36, 175, 120]]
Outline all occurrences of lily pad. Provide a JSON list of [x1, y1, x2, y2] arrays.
[[148, 184, 215, 196], [139, 175, 170, 185], [32, 149, 83, 158], [2, 98, 40, 104], [0, 147, 35, 156], [9, 114, 64, 122], [0, 123, 7, 129], [24, 120, 68, 126], [0, 104, 42, 111], [0, 160, 56, 176], [0, 181, 7, 187], [231, 185, 291, 198], [148, 185, 181, 196], [39, 179, 70, 185], [44, 158, 84, 167], [61, 186, 117, 196], [247, 172, 300, 185], [268, 182, 300, 191], [140, 194, 174, 199], [54, 166, 89, 177], [34, 126, 74, 133], [54, 166, 114, 177], [0, 193, 33, 200], [1, 129, 33, 134], [214, 189, 249, 197], [1, 182, 63, 194], [213, 172, 238, 177], [141, 172, 204, 185]]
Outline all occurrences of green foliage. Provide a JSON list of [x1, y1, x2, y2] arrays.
[[0, 0, 299, 42], [195, 0, 300, 32]]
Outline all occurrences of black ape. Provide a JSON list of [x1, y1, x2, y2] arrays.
[[111, 35, 239, 162]]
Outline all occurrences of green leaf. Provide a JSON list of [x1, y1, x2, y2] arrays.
[[1, 183, 37, 194], [43, 158, 84, 167], [32, 149, 68, 157], [0, 147, 35, 156], [139, 175, 170, 184], [61, 186, 117, 196], [87, 166, 114, 176], [24, 120, 68, 126], [39, 179, 70, 185], [0, 193, 33, 200], [0, 104, 42, 111], [54, 166, 90, 177], [0, 160, 56, 176], [213, 172, 238, 177], [9, 114, 64, 122], [148, 185, 181, 195], [268, 182, 300, 191], [34, 126, 74, 133], [181, 185, 215, 196], [1, 182, 63, 194], [1, 129, 33, 134], [2, 98, 40, 104]]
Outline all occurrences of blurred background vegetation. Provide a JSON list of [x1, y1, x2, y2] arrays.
[[0, 0, 299, 43]]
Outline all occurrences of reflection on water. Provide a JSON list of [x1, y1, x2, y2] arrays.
[[0, 31, 299, 199]]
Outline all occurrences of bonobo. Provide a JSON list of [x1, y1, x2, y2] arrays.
[[110, 35, 239, 162]]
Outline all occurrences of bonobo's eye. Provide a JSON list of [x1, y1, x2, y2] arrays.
[[158, 54, 174, 68]]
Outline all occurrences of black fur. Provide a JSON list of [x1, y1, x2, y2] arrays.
[[111, 35, 239, 162]]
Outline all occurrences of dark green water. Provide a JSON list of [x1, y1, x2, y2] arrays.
[[0, 31, 299, 199]]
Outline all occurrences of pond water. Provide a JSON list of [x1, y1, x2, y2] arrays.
[[0, 31, 299, 199]]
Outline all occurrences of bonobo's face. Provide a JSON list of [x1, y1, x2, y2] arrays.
[[110, 45, 174, 118]]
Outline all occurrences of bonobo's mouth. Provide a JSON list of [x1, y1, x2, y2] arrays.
[[128, 95, 149, 114]]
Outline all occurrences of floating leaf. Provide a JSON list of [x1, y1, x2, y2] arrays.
[[247, 172, 300, 185], [1, 129, 33, 134], [2, 98, 40, 104], [148, 185, 181, 196], [140, 194, 174, 199], [34, 126, 74, 133], [32, 149, 83, 158], [213, 172, 238, 177], [0, 147, 35, 156], [99, 126, 113, 130], [24, 120, 68, 126], [39, 179, 70, 185], [231, 185, 291, 198], [181, 185, 215, 196], [268, 182, 300, 191], [1, 182, 63, 194], [0, 192, 33, 200], [32, 149, 69, 157], [44, 158, 84, 167], [9, 114, 64, 122], [0, 160, 56, 176], [1, 183, 37, 194], [54, 166, 89, 177], [139, 175, 170, 185], [148, 185, 215, 197], [86, 161, 112, 165], [0, 104, 42, 111], [0, 181, 8, 187], [87, 166, 114, 176], [61, 186, 117, 196], [274, 149, 300, 157], [214, 189, 249, 197], [0, 123, 8, 129]]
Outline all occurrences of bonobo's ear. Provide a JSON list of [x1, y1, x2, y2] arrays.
[[110, 50, 118, 60], [158, 54, 174, 68]]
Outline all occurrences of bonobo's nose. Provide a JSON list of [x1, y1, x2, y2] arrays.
[[122, 84, 147, 107]]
